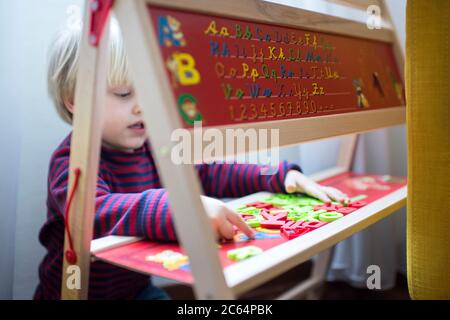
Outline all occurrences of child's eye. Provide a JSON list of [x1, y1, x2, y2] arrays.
[[114, 92, 131, 98]]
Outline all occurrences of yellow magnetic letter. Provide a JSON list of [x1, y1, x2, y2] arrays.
[[241, 63, 249, 78], [204, 20, 218, 35], [173, 53, 201, 85]]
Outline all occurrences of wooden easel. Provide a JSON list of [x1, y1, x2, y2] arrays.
[[62, 0, 406, 299]]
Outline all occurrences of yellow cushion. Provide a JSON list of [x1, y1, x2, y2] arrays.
[[406, 0, 450, 299]]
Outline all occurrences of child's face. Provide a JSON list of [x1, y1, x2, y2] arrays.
[[101, 85, 147, 152]]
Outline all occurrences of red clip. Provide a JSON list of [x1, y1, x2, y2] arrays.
[[64, 168, 82, 265], [89, 0, 114, 47], [65, 250, 77, 265]]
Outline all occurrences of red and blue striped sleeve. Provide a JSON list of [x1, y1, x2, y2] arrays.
[[48, 157, 176, 242], [195, 161, 302, 198]]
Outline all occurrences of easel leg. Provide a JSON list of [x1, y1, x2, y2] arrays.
[[61, 1, 110, 300], [305, 248, 333, 300], [275, 247, 333, 300]]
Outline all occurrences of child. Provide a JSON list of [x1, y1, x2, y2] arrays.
[[35, 20, 348, 300]]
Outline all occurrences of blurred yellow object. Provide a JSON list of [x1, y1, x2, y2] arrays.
[[145, 250, 189, 271], [406, 0, 450, 299]]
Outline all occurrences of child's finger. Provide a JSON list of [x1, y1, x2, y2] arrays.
[[284, 174, 298, 193], [331, 186, 348, 199], [324, 186, 348, 203], [323, 188, 345, 202], [226, 210, 254, 239], [218, 219, 235, 240], [285, 184, 297, 193], [305, 185, 331, 203]]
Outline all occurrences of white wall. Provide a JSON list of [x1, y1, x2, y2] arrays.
[[0, 0, 78, 299], [0, 0, 21, 299]]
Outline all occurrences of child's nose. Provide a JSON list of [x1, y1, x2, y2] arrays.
[[132, 104, 142, 115]]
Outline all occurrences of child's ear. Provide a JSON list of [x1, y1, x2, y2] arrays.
[[63, 98, 74, 115]]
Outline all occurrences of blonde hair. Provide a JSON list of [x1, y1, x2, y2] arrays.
[[47, 17, 131, 124]]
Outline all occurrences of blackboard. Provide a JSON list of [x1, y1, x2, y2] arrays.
[[150, 5, 404, 128]]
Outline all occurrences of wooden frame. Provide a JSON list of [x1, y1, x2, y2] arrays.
[[192, 108, 404, 161], [62, 0, 406, 299], [61, 4, 110, 300]]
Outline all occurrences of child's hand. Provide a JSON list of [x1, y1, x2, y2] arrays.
[[284, 170, 349, 204], [201, 195, 254, 241]]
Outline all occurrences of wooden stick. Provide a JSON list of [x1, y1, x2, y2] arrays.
[[61, 4, 110, 300]]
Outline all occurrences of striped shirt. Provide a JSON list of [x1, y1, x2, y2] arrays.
[[34, 133, 301, 299]]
